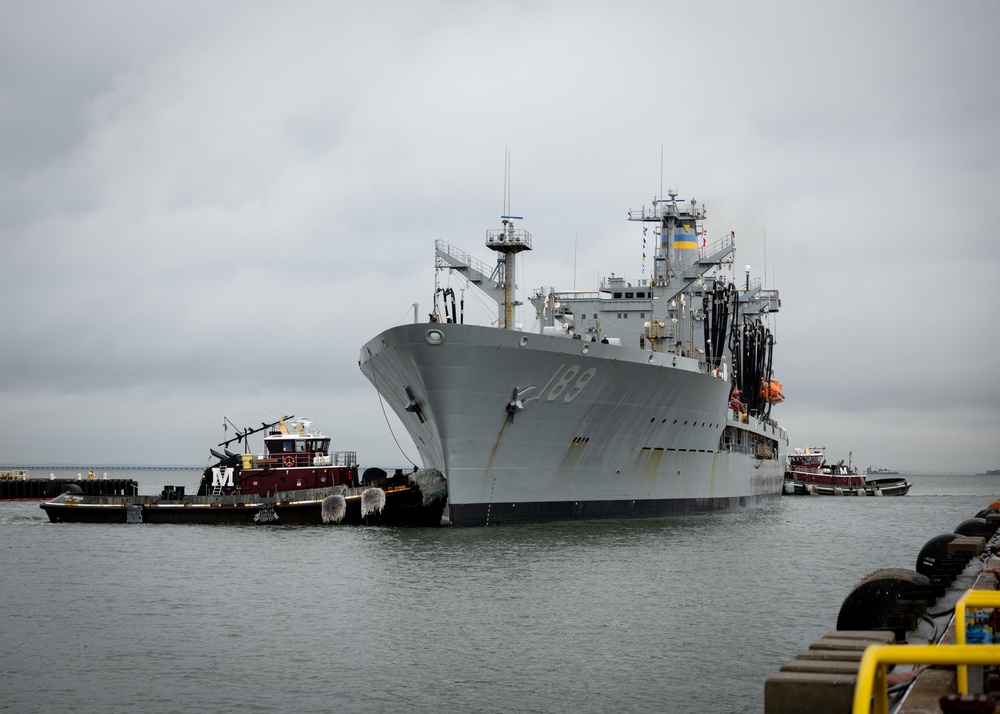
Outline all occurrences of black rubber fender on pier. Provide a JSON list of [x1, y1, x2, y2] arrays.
[[59, 483, 84, 494], [915, 534, 960, 577], [954, 517, 992, 539], [836, 568, 931, 632]]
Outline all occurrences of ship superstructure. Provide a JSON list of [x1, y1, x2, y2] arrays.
[[360, 186, 788, 525]]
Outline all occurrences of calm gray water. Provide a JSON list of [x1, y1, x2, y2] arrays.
[[1, 469, 996, 714]]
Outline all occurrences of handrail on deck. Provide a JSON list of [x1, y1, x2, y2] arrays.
[[853, 643, 1000, 714], [955, 590, 1000, 693]]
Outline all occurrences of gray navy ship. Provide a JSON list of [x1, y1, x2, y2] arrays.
[[359, 186, 788, 526]]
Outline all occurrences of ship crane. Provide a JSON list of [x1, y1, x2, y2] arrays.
[[433, 216, 533, 329]]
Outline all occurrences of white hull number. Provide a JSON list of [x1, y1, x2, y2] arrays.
[[538, 364, 598, 403]]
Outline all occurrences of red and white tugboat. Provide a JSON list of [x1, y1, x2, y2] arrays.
[[783, 447, 911, 496], [40, 416, 447, 525]]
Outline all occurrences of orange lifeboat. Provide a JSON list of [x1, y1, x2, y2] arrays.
[[729, 390, 744, 414], [761, 379, 784, 404]]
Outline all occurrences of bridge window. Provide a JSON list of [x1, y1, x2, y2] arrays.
[[271, 440, 293, 453], [626, 292, 633, 299]]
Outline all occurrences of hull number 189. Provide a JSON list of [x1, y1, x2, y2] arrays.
[[539, 364, 598, 403]]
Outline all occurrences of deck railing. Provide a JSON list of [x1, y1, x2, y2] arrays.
[[853, 589, 1000, 713], [954, 590, 1000, 693], [852, 643, 1000, 714], [257, 452, 357, 468]]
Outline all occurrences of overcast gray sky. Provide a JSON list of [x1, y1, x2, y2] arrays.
[[2, 0, 997, 473]]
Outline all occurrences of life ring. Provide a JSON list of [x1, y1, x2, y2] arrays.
[[284, 455, 295, 468]]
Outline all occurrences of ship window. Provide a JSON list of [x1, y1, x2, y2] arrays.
[[626, 292, 633, 299], [637, 292, 645, 298], [640, 313, 645, 318], [296, 440, 307, 452], [623, 313, 628, 319], [282, 441, 294, 452], [617, 313, 621, 318], [614, 292, 622, 299]]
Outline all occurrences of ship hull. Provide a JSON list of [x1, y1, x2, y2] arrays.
[[360, 323, 787, 526]]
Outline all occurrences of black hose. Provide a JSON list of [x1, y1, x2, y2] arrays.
[[703, 291, 711, 367], [763, 331, 775, 421]]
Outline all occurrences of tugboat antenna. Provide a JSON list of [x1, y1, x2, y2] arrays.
[[218, 415, 294, 449]]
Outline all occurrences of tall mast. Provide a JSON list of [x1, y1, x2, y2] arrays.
[[486, 217, 532, 329], [486, 149, 533, 329]]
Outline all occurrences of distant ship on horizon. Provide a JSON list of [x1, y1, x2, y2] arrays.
[[866, 466, 900, 475]]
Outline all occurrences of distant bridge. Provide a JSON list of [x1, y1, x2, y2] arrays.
[[1, 465, 202, 471]]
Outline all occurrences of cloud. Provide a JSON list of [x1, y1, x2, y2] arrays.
[[1, 0, 998, 472]]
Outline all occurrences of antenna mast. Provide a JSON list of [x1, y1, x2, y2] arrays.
[[504, 147, 511, 217], [488, 148, 532, 329], [660, 143, 664, 200]]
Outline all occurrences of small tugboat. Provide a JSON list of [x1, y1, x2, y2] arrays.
[[40, 416, 448, 525], [783, 447, 911, 496]]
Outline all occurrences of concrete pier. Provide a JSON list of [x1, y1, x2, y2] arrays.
[[765, 508, 1000, 714]]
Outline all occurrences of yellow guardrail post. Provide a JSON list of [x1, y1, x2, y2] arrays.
[[955, 590, 1000, 694], [853, 644, 1000, 714]]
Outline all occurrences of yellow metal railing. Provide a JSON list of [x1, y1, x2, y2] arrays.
[[955, 590, 1000, 693], [852, 643, 1000, 714]]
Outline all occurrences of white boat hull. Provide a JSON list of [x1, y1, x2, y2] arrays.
[[360, 323, 786, 525]]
